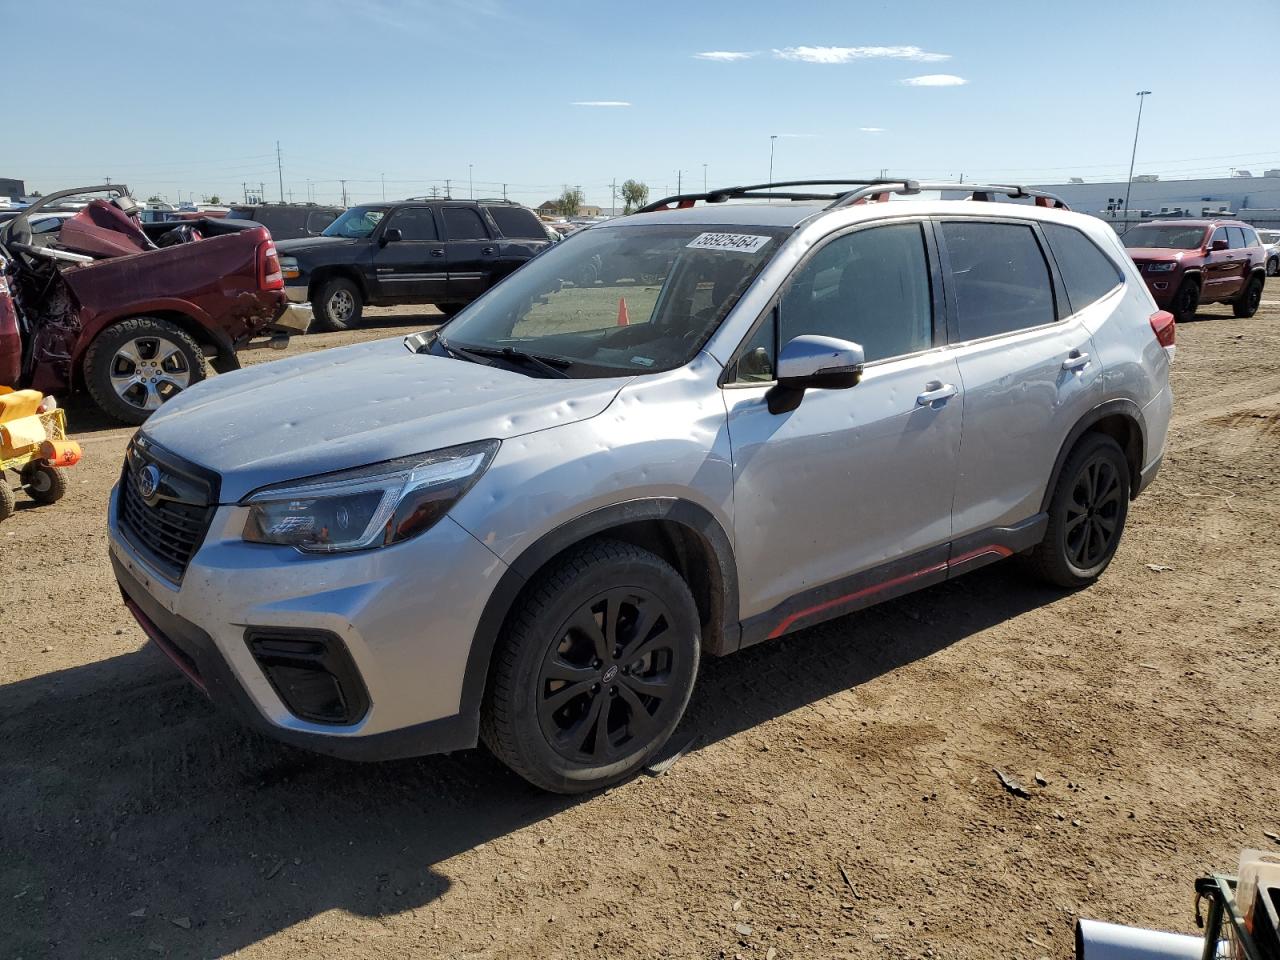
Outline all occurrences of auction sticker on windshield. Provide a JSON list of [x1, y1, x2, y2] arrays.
[[686, 233, 772, 253]]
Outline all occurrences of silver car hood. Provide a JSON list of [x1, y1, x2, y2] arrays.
[[140, 337, 630, 502]]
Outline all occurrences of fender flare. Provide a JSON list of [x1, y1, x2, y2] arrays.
[[453, 498, 740, 742], [1039, 398, 1147, 513]]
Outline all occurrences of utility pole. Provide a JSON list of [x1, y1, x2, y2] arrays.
[[381, 173, 386, 201], [677, 170, 682, 194], [502, 183, 508, 201], [611, 179, 617, 215], [445, 178, 451, 199], [260, 182, 265, 205], [339, 179, 348, 206], [768, 134, 778, 196], [469, 164, 474, 199], [703, 163, 707, 192], [242, 182, 248, 203], [276, 141, 284, 203], [1122, 90, 1152, 234]]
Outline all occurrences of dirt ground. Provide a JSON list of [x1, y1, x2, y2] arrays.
[[2, 288, 1278, 960]]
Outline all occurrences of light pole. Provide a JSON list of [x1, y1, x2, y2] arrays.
[[1122, 90, 1151, 233], [469, 164, 474, 199], [702, 163, 707, 192], [768, 135, 778, 195]]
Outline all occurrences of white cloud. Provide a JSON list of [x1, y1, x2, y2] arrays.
[[773, 45, 949, 64], [694, 51, 756, 61], [859, 127, 886, 133], [899, 74, 967, 86], [571, 101, 632, 107]]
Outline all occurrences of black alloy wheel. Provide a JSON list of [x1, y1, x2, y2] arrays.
[[1063, 454, 1124, 571], [536, 587, 680, 764]]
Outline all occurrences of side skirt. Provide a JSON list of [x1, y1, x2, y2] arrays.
[[738, 514, 1048, 648]]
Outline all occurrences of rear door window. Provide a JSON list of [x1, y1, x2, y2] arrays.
[[485, 205, 546, 239], [1227, 226, 1248, 249], [385, 206, 438, 241], [442, 206, 490, 240], [1042, 223, 1124, 314], [939, 221, 1057, 340]]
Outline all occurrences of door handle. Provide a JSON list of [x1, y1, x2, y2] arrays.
[[1062, 351, 1091, 372], [430, 248, 444, 257], [916, 382, 958, 406], [481, 246, 495, 256]]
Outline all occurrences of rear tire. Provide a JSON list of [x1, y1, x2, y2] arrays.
[[1233, 275, 1264, 318], [83, 317, 207, 426], [0, 477, 14, 522], [1170, 278, 1200, 324], [1029, 433, 1130, 589], [481, 539, 701, 794], [20, 462, 68, 505], [312, 277, 363, 332], [1268, 257, 1279, 277]]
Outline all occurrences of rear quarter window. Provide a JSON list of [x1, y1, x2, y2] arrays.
[[1042, 223, 1125, 314], [485, 205, 546, 240]]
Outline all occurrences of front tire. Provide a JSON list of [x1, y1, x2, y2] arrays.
[[1233, 275, 1264, 318], [83, 317, 207, 425], [20, 462, 68, 505], [312, 277, 363, 332], [0, 477, 14, 522], [481, 539, 701, 794], [1029, 433, 1130, 588], [1170, 278, 1200, 324], [1267, 257, 1279, 278]]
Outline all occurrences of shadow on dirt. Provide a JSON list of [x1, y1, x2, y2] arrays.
[[0, 562, 1064, 957]]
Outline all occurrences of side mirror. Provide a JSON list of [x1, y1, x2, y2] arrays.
[[767, 334, 865, 414], [1210, 238, 1228, 252], [381, 227, 403, 245]]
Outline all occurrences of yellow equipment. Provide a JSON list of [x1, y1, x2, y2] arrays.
[[0, 387, 82, 522]]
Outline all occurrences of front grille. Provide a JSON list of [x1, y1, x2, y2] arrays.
[[117, 439, 218, 582]]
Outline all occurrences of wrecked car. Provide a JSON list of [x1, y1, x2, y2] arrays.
[[0, 185, 311, 424]]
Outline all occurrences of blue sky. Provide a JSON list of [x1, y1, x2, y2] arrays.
[[7, 0, 1280, 208]]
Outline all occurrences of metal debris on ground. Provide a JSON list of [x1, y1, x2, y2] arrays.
[[994, 768, 1031, 798]]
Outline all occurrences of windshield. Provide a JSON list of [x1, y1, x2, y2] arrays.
[[322, 205, 387, 238], [436, 223, 786, 377], [1122, 225, 1207, 250]]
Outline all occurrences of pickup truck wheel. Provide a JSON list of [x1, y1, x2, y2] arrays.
[[313, 278, 362, 332], [1233, 275, 1264, 318], [84, 317, 207, 426], [481, 539, 701, 794], [1171, 278, 1200, 324], [20, 462, 68, 505]]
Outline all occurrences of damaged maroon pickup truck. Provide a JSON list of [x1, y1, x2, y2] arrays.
[[0, 185, 311, 423]]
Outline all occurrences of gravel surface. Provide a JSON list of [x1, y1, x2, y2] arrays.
[[2, 290, 1278, 959]]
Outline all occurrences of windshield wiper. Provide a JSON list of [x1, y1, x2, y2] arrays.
[[451, 343, 574, 379]]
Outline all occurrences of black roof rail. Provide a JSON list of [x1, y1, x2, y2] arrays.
[[635, 179, 1069, 214], [826, 181, 1069, 210]]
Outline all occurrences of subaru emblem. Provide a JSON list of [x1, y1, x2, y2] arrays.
[[138, 464, 162, 501]]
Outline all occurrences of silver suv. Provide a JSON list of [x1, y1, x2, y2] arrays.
[[108, 179, 1175, 793]]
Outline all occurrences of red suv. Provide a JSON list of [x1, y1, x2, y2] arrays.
[[1122, 219, 1267, 323]]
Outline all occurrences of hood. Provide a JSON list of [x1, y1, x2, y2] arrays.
[[1126, 248, 1190, 263], [140, 337, 630, 502], [275, 236, 363, 256]]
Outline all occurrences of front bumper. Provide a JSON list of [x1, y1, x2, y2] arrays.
[[108, 487, 509, 760]]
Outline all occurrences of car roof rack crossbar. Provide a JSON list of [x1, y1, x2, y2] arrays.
[[636, 179, 1069, 213]]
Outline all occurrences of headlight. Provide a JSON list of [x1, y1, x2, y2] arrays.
[[279, 255, 301, 280], [242, 439, 499, 553], [1147, 262, 1177, 272]]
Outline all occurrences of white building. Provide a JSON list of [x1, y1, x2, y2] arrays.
[[1030, 174, 1280, 227]]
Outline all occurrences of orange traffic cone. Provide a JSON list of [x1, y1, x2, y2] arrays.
[[616, 296, 630, 326]]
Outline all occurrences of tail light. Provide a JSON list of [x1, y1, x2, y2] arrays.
[[1149, 310, 1175, 348], [257, 239, 284, 291]]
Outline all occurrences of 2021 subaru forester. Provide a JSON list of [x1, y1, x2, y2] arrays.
[[109, 179, 1174, 793]]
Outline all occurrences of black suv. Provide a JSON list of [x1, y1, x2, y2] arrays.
[[277, 199, 552, 331], [224, 203, 344, 240]]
